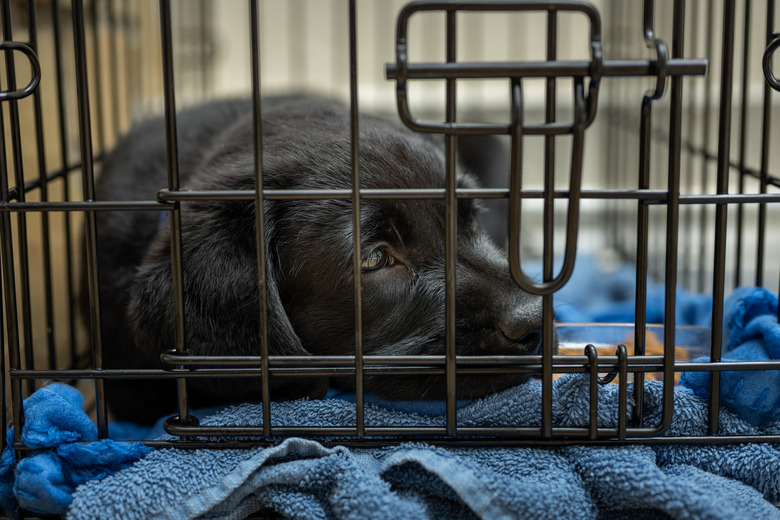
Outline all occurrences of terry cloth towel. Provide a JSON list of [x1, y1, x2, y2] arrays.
[[67, 374, 780, 520], [681, 286, 780, 425], [0, 384, 152, 515]]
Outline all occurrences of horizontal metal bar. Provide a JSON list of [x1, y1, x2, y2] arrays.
[[0, 201, 173, 212], [124, 433, 780, 449], [2, 191, 779, 214], [395, 0, 602, 14], [386, 58, 707, 81], [13, 358, 780, 381], [155, 188, 780, 204], [13, 431, 779, 450]]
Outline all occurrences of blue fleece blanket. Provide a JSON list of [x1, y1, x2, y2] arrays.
[[536, 256, 714, 326], [0, 384, 151, 515], [4, 281, 779, 518], [62, 374, 780, 520], [681, 287, 780, 425]]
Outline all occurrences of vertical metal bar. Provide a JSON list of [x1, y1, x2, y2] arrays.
[[349, 0, 364, 437], [635, 0, 667, 427], [708, 0, 737, 436], [659, 0, 686, 433], [603, 0, 618, 253], [0, 103, 24, 448], [90, 0, 106, 153], [696, 0, 715, 293], [2, 0, 35, 395], [159, 0, 190, 425], [249, 0, 272, 438], [444, 8, 458, 437], [633, 0, 655, 427], [585, 345, 598, 440], [288, 0, 307, 88], [200, 0, 211, 97], [734, 0, 751, 288], [617, 344, 628, 439], [108, 0, 121, 139], [27, 0, 58, 371], [1, 262, 6, 450], [681, 0, 700, 290], [510, 80, 534, 434], [52, 0, 79, 367], [542, 9, 557, 438], [544, 12, 556, 270], [73, 0, 108, 438], [634, 94, 651, 427], [757, 0, 775, 288], [127, 1, 142, 120]]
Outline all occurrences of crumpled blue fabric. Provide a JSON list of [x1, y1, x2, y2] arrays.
[[680, 287, 780, 425], [67, 374, 780, 520], [0, 384, 152, 515], [532, 256, 713, 325]]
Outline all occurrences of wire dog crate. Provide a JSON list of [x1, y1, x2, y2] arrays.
[[1, 0, 780, 467]]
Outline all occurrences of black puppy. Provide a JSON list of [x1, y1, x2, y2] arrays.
[[88, 97, 550, 423]]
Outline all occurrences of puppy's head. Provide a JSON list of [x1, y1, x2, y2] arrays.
[[129, 98, 552, 403]]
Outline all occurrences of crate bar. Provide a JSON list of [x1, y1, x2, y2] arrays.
[[616, 345, 628, 439], [26, 0, 58, 370], [107, 0, 122, 138], [138, 433, 780, 449], [509, 80, 540, 432], [653, 0, 687, 437], [52, 0, 79, 367], [542, 7, 557, 441], [507, 79, 584, 298], [696, 1, 715, 293], [348, 0, 365, 438], [15, 357, 780, 381], [1, 263, 5, 447], [139, 433, 780, 450], [708, 0, 737, 436], [680, 0, 699, 291], [0, 80, 23, 449], [158, 425, 720, 440], [734, 0, 752, 287], [386, 58, 705, 80], [249, 0, 271, 438], [0, 201, 173, 212], [158, 0, 192, 427], [444, 8, 457, 437], [1, 0, 35, 396], [758, 0, 776, 288], [72, 0, 108, 438], [585, 346, 598, 440], [634, 0, 667, 426], [154, 187, 780, 204], [633, 78, 649, 426], [90, 0, 106, 153]]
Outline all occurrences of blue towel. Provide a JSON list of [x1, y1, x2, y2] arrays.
[[680, 287, 780, 425], [66, 374, 780, 520], [0, 384, 152, 515]]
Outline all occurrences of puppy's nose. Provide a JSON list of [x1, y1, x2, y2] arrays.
[[497, 306, 544, 353]]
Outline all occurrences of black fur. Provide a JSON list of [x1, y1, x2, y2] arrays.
[[87, 97, 553, 424]]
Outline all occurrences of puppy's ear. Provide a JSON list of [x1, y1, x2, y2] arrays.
[[127, 200, 328, 401]]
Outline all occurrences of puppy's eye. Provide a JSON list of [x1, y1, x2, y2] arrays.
[[361, 248, 393, 271]]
